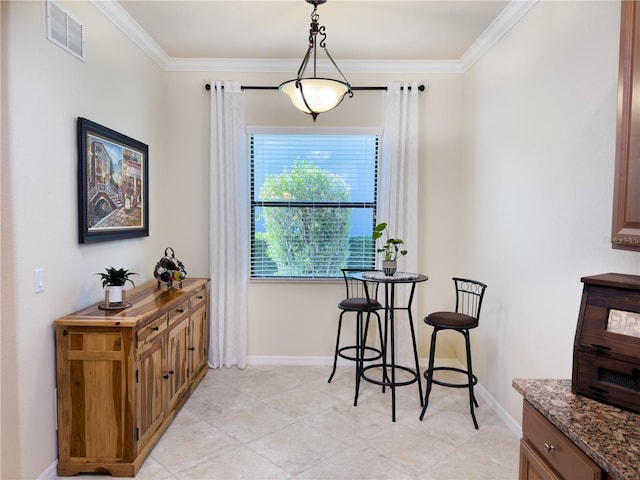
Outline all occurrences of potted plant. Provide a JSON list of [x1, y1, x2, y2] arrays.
[[373, 222, 407, 276], [95, 266, 138, 304]]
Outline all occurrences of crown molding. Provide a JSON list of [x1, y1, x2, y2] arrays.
[[92, 0, 536, 75], [91, 0, 170, 67], [163, 58, 465, 74], [460, 0, 538, 71]]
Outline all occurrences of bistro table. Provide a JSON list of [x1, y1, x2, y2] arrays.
[[353, 271, 428, 421]]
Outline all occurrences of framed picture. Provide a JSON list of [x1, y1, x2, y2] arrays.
[[77, 118, 149, 243]]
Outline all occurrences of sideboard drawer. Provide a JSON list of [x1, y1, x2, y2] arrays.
[[190, 290, 206, 309], [522, 401, 602, 480], [168, 299, 188, 326], [137, 314, 167, 346]]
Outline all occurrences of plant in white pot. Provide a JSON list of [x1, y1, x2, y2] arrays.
[[373, 222, 407, 276], [95, 267, 138, 304]]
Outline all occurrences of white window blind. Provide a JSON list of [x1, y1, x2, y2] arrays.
[[250, 130, 380, 278]]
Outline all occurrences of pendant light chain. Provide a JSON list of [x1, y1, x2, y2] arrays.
[[279, 0, 353, 121]]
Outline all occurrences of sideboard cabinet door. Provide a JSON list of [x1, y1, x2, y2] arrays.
[[136, 330, 166, 449], [167, 315, 190, 411], [55, 328, 135, 474], [189, 302, 208, 378]]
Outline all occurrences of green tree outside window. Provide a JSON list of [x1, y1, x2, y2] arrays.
[[258, 160, 351, 276]]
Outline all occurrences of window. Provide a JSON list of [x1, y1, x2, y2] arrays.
[[250, 128, 381, 279]]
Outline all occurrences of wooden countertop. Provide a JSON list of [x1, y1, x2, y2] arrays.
[[53, 278, 209, 328], [513, 378, 640, 480]]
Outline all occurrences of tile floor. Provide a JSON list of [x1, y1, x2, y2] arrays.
[[65, 365, 520, 480]]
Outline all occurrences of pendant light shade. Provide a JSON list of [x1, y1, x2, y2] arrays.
[[279, 0, 352, 121], [280, 78, 350, 115]]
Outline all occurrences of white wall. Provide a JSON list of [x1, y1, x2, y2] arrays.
[[462, 0, 640, 424], [1, 1, 169, 478], [3, 0, 640, 478]]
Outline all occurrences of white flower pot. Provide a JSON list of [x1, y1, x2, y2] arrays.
[[106, 285, 124, 304]]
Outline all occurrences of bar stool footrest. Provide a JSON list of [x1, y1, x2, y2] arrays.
[[362, 363, 418, 387], [425, 366, 477, 389], [338, 345, 383, 363]]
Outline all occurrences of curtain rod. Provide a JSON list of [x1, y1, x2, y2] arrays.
[[204, 83, 425, 92]]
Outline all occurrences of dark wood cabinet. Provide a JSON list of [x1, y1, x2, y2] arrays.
[[519, 401, 603, 480], [520, 438, 562, 480], [571, 273, 640, 413], [612, 0, 640, 250], [514, 378, 640, 480]]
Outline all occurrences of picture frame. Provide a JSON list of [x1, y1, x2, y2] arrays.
[[77, 117, 149, 243]]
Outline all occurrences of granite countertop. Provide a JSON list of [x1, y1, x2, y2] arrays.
[[513, 378, 640, 480]]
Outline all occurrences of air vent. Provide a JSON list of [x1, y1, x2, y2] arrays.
[[46, 0, 85, 61]]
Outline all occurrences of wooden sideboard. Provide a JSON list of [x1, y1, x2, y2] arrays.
[[54, 278, 210, 477]]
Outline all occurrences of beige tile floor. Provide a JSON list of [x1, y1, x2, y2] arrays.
[[65, 365, 520, 480]]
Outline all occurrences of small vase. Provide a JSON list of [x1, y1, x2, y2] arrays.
[[382, 260, 397, 276]]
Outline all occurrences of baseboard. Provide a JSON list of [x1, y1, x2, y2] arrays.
[[37, 460, 57, 480], [473, 380, 522, 436], [248, 355, 331, 366]]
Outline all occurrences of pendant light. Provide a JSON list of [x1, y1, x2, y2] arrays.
[[279, 0, 352, 121]]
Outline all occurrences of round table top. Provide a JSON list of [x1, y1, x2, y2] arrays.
[[354, 271, 428, 284]]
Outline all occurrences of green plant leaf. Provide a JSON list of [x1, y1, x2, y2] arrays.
[[372, 223, 407, 261], [95, 267, 138, 288]]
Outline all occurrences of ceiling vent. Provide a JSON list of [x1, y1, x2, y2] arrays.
[[47, 0, 85, 61]]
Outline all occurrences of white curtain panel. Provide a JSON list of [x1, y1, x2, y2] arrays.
[[378, 81, 420, 366], [208, 80, 248, 369]]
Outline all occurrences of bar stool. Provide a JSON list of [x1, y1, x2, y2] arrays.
[[328, 269, 384, 405], [419, 277, 487, 429]]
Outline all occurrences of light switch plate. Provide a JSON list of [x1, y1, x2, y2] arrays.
[[34, 268, 44, 293]]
